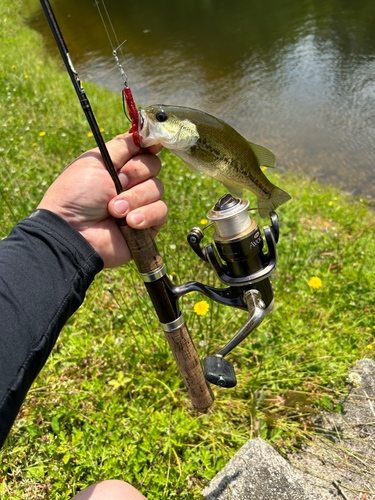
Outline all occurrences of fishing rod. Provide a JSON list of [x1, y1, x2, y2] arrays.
[[39, 0, 282, 407], [39, 0, 213, 410]]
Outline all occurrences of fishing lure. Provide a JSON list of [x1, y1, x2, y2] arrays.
[[111, 48, 140, 146], [123, 86, 140, 147]]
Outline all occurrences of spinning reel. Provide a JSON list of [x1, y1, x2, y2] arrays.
[[180, 194, 279, 389]]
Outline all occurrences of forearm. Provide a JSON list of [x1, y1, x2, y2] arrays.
[[0, 209, 103, 448]]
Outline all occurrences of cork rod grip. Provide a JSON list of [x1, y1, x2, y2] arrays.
[[116, 219, 162, 273], [164, 323, 214, 410]]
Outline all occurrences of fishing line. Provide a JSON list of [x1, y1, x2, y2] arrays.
[[95, 0, 130, 122], [95, 1, 129, 86], [97, 1, 122, 52], [95, 0, 140, 142], [95, 0, 120, 56]]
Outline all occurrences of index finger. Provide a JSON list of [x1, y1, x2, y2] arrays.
[[105, 133, 162, 171]]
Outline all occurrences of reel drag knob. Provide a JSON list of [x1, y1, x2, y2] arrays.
[[203, 355, 237, 388]]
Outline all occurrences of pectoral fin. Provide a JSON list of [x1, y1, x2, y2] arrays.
[[182, 160, 203, 176], [248, 142, 277, 168], [191, 146, 217, 164], [171, 150, 203, 175]]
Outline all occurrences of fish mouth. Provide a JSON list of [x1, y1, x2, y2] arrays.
[[138, 108, 145, 131], [138, 109, 157, 148]]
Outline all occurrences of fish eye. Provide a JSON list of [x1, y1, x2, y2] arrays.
[[156, 111, 168, 122]]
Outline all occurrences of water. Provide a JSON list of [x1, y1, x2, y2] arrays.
[[27, 0, 375, 198]]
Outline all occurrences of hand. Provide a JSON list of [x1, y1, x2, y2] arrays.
[[37, 133, 167, 268]]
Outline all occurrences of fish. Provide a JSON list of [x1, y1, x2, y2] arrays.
[[138, 104, 291, 218]]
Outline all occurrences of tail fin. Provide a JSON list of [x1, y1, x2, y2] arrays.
[[257, 187, 291, 218]]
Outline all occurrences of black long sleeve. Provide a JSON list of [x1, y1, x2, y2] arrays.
[[0, 209, 103, 448]]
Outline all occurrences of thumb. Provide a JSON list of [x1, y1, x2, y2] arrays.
[[108, 196, 129, 219]]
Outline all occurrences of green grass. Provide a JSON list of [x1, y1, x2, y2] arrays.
[[1, 1, 375, 498]]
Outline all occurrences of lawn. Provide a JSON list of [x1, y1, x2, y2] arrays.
[[1, 1, 375, 498]]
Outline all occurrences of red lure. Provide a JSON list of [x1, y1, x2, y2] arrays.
[[123, 86, 140, 147]]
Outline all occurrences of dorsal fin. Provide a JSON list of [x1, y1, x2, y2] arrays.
[[248, 142, 277, 168]]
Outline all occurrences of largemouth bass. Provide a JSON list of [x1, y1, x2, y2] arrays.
[[138, 105, 291, 218]]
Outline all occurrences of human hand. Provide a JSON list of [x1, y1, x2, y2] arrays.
[[37, 133, 167, 268]]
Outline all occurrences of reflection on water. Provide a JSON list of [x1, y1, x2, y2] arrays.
[[27, 0, 375, 198]]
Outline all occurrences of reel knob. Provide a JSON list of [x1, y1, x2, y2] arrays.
[[203, 355, 237, 388]]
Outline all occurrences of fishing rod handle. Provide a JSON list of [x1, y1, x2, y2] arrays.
[[116, 219, 214, 409], [163, 322, 215, 410], [116, 219, 162, 272]]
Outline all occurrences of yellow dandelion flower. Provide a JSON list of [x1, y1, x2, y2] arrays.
[[100, 128, 104, 132], [261, 166, 267, 171], [32, 142, 37, 147], [367, 345, 373, 350], [11, 65, 15, 69], [24, 75, 28, 79], [328, 201, 333, 206], [39, 131, 46, 137], [87, 132, 93, 138], [194, 300, 209, 316], [200, 218, 208, 225], [333, 197, 338, 201], [308, 276, 322, 290], [19, 136, 23, 140]]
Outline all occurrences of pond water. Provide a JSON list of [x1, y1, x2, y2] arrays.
[[27, 0, 375, 199]]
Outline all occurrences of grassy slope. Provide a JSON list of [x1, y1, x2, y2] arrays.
[[1, 1, 375, 498]]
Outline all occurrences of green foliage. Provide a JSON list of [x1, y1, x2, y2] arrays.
[[1, 1, 375, 498]]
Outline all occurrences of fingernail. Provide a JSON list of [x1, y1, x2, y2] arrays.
[[118, 172, 129, 189], [129, 212, 145, 225], [114, 199, 129, 215]]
